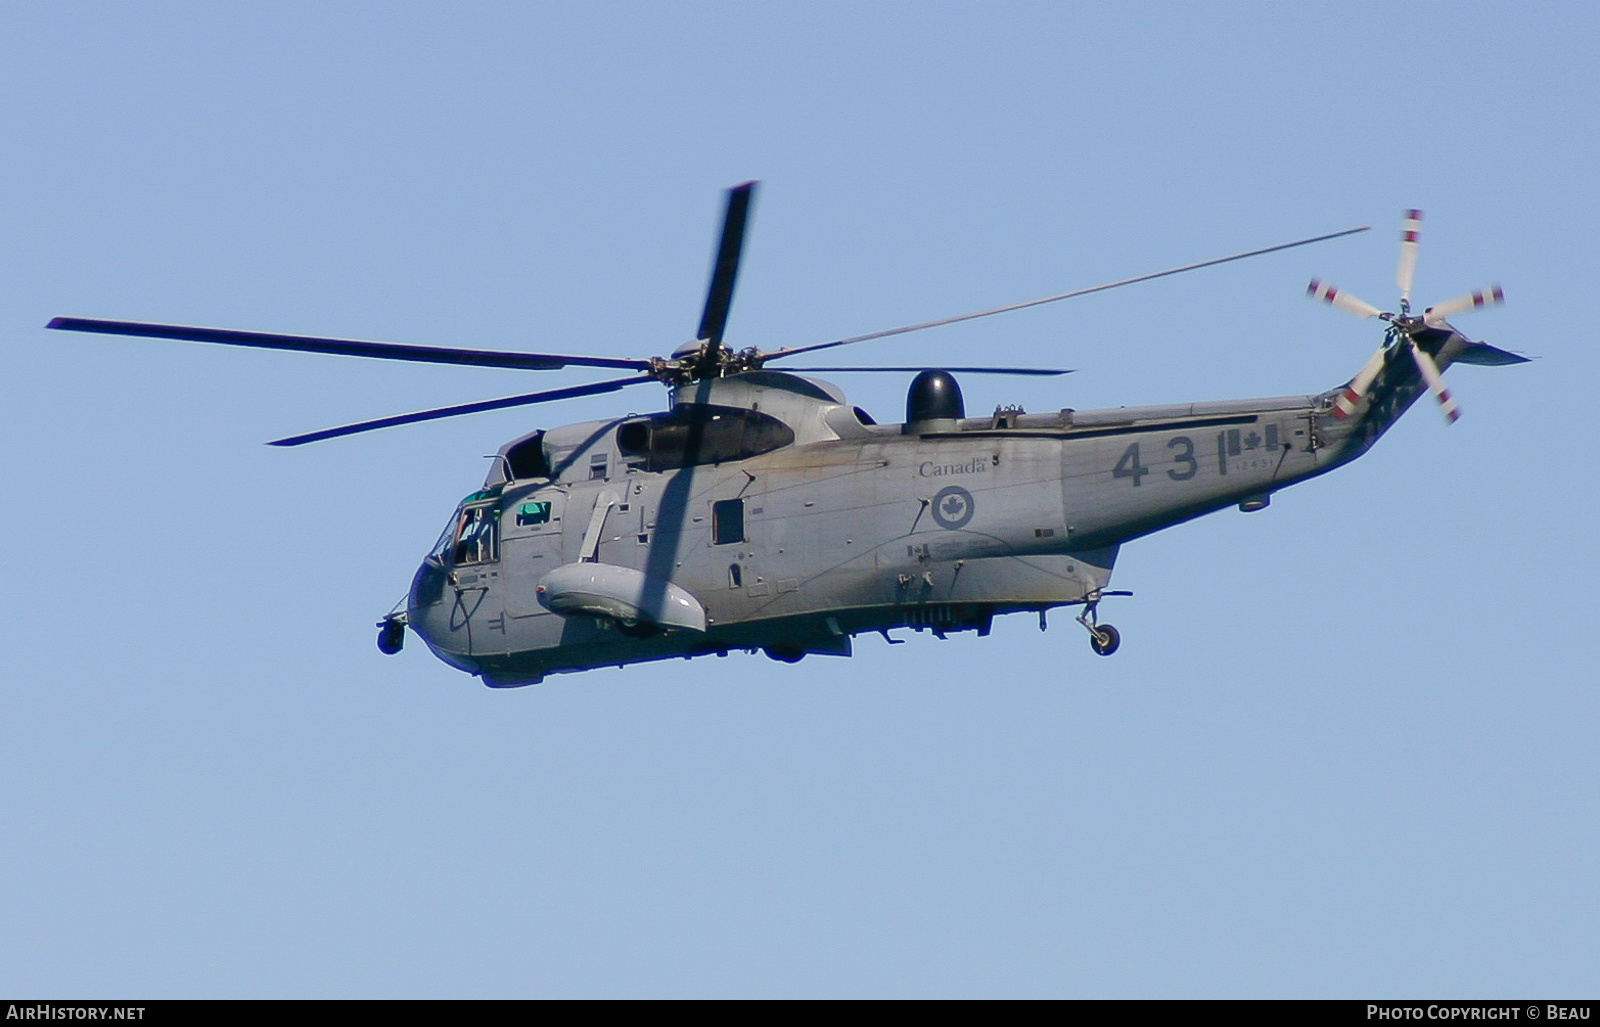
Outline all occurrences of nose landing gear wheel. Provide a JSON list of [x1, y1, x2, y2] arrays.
[[1089, 623, 1120, 656]]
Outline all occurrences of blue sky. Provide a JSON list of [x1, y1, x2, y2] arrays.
[[2, 2, 1596, 997]]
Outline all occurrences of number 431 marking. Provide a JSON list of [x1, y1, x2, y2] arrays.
[[1113, 438, 1197, 486]]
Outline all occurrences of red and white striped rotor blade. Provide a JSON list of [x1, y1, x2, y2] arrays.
[[1307, 278, 1383, 320], [1332, 345, 1389, 420], [1397, 209, 1422, 306], [1423, 284, 1505, 328], [1408, 340, 1460, 424]]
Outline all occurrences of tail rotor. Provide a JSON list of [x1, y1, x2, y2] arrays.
[[1307, 209, 1504, 424]]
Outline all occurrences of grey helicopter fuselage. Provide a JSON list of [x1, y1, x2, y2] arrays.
[[44, 185, 1517, 686], [405, 322, 1490, 687]]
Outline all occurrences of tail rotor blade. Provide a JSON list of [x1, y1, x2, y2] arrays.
[[1407, 340, 1460, 424], [696, 181, 757, 351], [1308, 278, 1384, 320], [1332, 345, 1390, 420], [1423, 285, 1505, 327], [1397, 209, 1422, 306]]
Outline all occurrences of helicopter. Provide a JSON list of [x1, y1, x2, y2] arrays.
[[48, 187, 1526, 687]]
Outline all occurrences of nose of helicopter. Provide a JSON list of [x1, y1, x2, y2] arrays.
[[401, 558, 480, 674]]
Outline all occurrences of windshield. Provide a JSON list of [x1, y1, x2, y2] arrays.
[[428, 511, 458, 562]]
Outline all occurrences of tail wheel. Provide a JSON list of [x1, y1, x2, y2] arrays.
[[1090, 624, 1120, 657]]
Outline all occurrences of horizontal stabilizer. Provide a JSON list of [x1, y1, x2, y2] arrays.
[[1452, 340, 1531, 366]]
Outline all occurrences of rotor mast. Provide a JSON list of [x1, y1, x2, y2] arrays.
[[665, 180, 761, 383]]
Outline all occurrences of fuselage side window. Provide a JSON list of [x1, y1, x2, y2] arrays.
[[712, 498, 745, 545]]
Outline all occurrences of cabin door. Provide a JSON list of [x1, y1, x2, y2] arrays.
[[500, 488, 567, 618]]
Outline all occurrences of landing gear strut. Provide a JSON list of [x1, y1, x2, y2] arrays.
[[1076, 589, 1131, 657]]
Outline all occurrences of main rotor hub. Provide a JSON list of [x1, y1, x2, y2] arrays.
[[650, 343, 768, 385]]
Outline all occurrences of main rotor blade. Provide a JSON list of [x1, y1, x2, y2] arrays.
[[780, 365, 1073, 376], [267, 374, 653, 446], [47, 317, 651, 372], [696, 181, 757, 350], [764, 225, 1371, 361]]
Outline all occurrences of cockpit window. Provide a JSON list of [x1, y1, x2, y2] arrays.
[[616, 404, 795, 471], [450, 504, 499, 565]]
